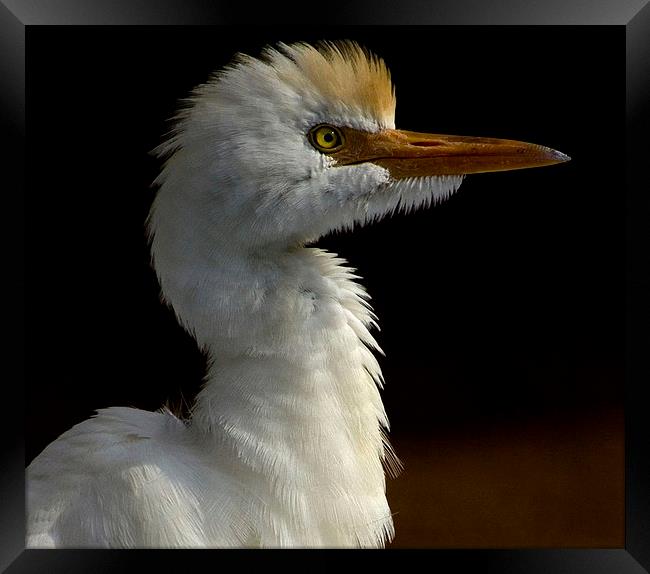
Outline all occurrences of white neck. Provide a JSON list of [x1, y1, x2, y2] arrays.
[[149, 202, 397, 546]]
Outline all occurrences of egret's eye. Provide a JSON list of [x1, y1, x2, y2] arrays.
[[308, 124, 344, 153]]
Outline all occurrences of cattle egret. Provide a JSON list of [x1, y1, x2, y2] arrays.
[[26, 40, 569, 548]]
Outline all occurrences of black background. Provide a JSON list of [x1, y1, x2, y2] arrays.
[[25, 25, 624, 546]]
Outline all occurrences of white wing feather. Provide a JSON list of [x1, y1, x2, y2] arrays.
[[27, 407, 253, 548]]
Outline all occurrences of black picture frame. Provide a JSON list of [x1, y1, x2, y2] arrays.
[[2, 1, 648, 572]]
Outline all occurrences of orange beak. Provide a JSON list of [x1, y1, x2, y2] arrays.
[[331, 127, 570, 178]]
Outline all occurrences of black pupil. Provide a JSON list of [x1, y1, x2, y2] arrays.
[[324, 132, 334, 143]]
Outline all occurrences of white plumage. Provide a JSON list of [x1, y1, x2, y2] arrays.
[[26, 40, 568, 548]]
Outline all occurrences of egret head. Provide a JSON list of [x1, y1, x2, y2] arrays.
[[151, 40, 569, 251]]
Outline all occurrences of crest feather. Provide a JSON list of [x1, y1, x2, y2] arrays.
[[267, 40, 396, 128]]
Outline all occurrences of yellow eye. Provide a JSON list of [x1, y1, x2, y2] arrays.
[[308, 124, 344, 153]]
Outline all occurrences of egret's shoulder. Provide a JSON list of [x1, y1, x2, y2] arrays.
[[29, 407, 186, 472], [27, 408, 251, 547]]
